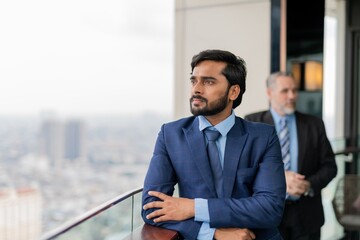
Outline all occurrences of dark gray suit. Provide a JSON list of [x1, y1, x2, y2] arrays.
[[245, 110, 337, 235]]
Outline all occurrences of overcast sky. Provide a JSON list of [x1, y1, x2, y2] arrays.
[[0, 0, 174, 117]]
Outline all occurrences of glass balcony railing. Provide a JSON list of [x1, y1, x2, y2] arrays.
[[40, 138, 360, 240], [40, 187, 179, 240]]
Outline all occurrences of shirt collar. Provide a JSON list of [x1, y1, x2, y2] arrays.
[[270, 107, 295, 124], [198, 111, 235, 137]]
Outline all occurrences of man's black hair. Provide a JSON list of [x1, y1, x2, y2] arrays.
[[191, 49, 247, 108]]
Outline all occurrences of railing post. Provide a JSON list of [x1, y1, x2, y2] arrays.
[[131, 195, 134, 232]]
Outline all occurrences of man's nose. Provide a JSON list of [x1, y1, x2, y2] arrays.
[[288, 90, 298, 100], [192, 81, 203, 94]]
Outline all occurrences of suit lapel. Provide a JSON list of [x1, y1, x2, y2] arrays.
[[183, 118, 217, 196], [263, 111, 275, 125], [223, 118, 249, 197], [295, 112, 307, 172], [266, 111, 307, 171]]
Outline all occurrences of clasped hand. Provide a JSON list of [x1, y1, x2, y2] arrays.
[[143, 191, 256, 240], [143, 191, 195, 222], [285, 171, 311, 197]]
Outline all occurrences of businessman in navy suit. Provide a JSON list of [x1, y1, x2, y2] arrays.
[[245, 72, 337, 240], [142, 50, 286, 240]]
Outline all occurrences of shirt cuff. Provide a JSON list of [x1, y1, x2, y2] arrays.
[[197, 222, 216, 240], [195, 198, 210, 222]]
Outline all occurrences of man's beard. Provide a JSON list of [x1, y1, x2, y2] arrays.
[[281, 102, 296, 115], [190, 89, 230, 116]]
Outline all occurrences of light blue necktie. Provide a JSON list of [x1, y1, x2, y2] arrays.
[[204, 129, 223, 197], [279, 118, 290, 171]]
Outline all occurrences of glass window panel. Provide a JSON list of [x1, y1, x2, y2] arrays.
[[54, 191, 143, 239]]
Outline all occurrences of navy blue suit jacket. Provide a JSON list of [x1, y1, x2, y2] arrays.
[[142, 116, 286, 240]]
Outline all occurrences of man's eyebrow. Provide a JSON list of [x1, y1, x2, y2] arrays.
[[202, 76, 216, 80], [190, 76, 216, 80]]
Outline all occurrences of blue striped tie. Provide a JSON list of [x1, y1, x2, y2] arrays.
[[204, 129, 223, 197], [279, 118, 290, 170]]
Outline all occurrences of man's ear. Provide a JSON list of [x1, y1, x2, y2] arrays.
[[229, 85, 240, 101], [266, 88, 272, 98]]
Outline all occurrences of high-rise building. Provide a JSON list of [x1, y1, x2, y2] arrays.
[[64, 120, 86, 162], [39, 119, 64, 169], [39, 118, 86, 168], [0, 188, 42, 240]]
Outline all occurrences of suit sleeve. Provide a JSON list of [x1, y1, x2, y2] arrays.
[[304, 119, 337, 194], [208, 128, 286, 229], [141, 124, 202, 240]]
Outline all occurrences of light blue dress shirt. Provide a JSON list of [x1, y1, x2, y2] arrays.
[[270, 108, 298, 173], [270, 108, 299, 201], [195, 111, 235, 239]]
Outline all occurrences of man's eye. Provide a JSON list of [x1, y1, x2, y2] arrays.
[[204, 80, 213, 85]]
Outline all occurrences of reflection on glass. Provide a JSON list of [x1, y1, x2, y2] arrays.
[[50, 190, 143, 240]]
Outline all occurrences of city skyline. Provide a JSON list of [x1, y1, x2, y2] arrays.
[[0, 112, 170, 236]]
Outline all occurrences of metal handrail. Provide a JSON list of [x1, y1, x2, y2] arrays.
[[334, 146, 360, 163], [334, 146, 360, 156], [40, 187, 143, 240]]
